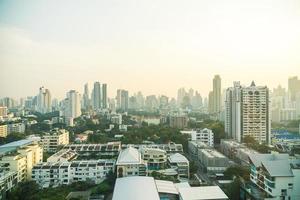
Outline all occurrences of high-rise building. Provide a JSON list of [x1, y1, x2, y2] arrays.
[[288, 76, 300, 101], [102, 83, 107, 109], [213, 75, 221, 114], [225, 81, 271, 144], [36, 87, 52, 113], [177, 88, 186, 107], [117, 89, 129, 111], [92, 82, 101, 110], [0, 106, 8, 117], [208, 91, 214, 114], [65, 90, 81, 119], [83, 83, 90, 110]]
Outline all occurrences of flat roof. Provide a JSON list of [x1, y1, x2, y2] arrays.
[[0, 139, 34, 155], [112, 177, 160, 200], [155, 180, 178, 195], [178, 186, 228, 200]]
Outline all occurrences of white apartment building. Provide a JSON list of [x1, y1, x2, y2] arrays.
[[47, 149, 77, 162], [249, 153, 300, 200], [225, 81, 271, 144], [181, 128, 214, 147], [32, 159, 115, 188], [111, 114, 122, 125], [141, 148, 167, 171], [116, 146, 147, 178], [41, 129, 69, 152], [168, 153, 189, 180], [0, 107, 8, 117]]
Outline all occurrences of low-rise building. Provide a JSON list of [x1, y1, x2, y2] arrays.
[[116, 147, 147, 178], [168, 153, 189, 180], [7, 123, 25, 134], [188, 141, 210, 160], [32, 159, 115, 188], [41, 129, 69, 152], [122, 142, 183, 154], [198, 149, 228, 172], [0, 169, 17, 200], [141, 148, 167, 170], [63, 142, 121, 157], [181, 128, 214, 147], [249, 153, 300, 200], [169, 115, 188, 129], [47, 149, 77, 162], [112, 176, 228, 200]]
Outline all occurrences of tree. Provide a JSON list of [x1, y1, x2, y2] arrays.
[[243, 135, 256, 144], [0, 132, 26, 145], [224, 165, 250, 181], [224, 177, 242, 200], [7, 181, 40, 200]]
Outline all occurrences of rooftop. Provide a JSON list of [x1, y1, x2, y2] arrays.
[[168, 153, 189, 163], [178, 186, 228, 200], [116, 146, 142, 165], [112, 177, 160, 200]]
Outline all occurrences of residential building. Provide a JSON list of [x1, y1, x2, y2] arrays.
[[83, 83, 90, 110], [169, 115, 188, 129], [181, 128, 214, 147], [212, 75, 222, 114], [122, 142, 183, 154], [63, 142, 121, 157], [41, 129, 69, 152], [0, 140, 43, 182], [64, 90, 81, 119], [249, 153, 300, 200], [0, 170, 17, 200], [288, 76, 300, 101], [7, 123, 25, 134], [198, 149, 229, 172], [168, 153, 189, 180], [116, 147, 147, 178], [32, 159, 115, 188], [110, 114, 122, 125], [47, 149, 77, 162], [0, 126, 7, 138], [141, 148, 167, 170], [225, 81, 271, 144]]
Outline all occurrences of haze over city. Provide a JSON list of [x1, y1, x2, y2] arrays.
[[1, 0, 300, 99]]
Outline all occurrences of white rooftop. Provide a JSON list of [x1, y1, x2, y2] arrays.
[[155, 180, 179, 195], [112, 177, 160, 200], [178, 186, 228, 200], [116, 146, 141, 165], [168, 153, 189, 163]]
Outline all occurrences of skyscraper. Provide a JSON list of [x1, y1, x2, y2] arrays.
[[225, 81, 271, 144], [102, 83, 107, 109], [37, 87, 52, 113], [83, 83, 90, 110], [92, 82, 101, 110], [288, 76, 300, 101], [116, 89, 129, 111], [65, 90, 81, 119], [213, 75, 221, 114]]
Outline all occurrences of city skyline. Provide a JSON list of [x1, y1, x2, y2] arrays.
[[1, 0, 300, 99]]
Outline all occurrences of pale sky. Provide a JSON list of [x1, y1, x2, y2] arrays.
[[0, 0, 300, 100]]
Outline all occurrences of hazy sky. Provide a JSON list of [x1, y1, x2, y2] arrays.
[[0, 0, 300, 100]]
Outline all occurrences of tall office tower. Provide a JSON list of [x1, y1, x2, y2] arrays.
[[129, 96, 138, 110], [117, 89, 129, 111], [135, 91, 144, 109], [213, 75, 221, 113], [37, 87, 52, 113], [120, 90, 129, 111], [102, 83, 107, 109], [0, 97, 16, 108], [177, 88, 186, 107], [191, 91, 202, 109], [288, 76, 300, 101], [83, 83, 90, 110], [188, 88, 194, 99], [225, 81, 271, 144], [65, 90, 81, 119], [145, 95, 159, 111], [208, 91, 214, 113], [159, 95, 169, 109], [92, 82, 101, 110]]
